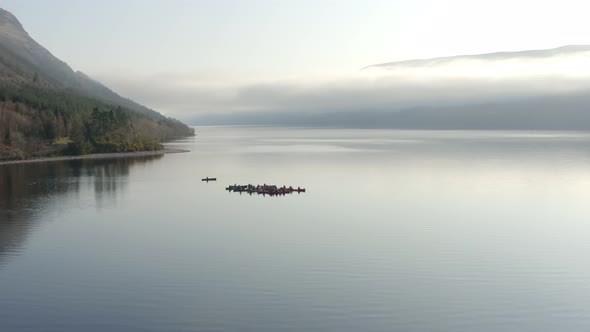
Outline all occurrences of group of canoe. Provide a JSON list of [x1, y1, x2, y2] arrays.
[[226, 184, 306, 196]]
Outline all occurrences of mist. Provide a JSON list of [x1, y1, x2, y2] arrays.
[[97, 46, 590, 129]]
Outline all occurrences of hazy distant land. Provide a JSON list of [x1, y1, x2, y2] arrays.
[[190, 45, 590, 130]]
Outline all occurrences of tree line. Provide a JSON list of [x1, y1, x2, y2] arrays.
[[0, 85, 194, 160]]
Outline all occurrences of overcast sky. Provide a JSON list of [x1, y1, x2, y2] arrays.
[[1, 0, 589, 120]]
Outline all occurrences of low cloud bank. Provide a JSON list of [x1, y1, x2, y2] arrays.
[[98, 49, 590, 129]]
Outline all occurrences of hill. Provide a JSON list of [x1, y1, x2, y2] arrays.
[[0, 8, 194, 160], [363, 45, 590, 71], [194, 45, 590, 129]]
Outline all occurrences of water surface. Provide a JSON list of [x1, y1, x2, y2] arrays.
[[2, 127, 590, 331]]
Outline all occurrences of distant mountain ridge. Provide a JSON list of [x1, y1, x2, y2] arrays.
[[363, 45, 590, 70], [195, 44, 590, 129], [0, 8, 167, 120]]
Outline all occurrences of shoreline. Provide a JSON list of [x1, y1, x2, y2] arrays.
[[0, 148, 189, 166]]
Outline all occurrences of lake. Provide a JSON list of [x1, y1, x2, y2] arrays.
[[2, 126, 590, 331]]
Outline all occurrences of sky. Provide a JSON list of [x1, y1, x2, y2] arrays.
[[0, 0, 589, 121]]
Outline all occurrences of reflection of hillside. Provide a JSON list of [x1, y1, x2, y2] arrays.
[[0, 155, 162, 265], [85, 156, 162, 208]]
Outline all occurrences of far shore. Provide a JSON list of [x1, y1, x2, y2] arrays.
[[0, 148, 189, 166]]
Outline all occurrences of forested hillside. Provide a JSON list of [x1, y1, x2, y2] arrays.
[[0, 86, 193, 160], [0, 8, 194, 160]]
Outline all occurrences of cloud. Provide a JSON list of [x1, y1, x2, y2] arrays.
[[94, 48, 590, 127]]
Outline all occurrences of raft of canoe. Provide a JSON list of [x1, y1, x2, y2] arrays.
[[226, 184, 306, 195]]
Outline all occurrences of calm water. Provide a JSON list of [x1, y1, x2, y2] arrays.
[[2, 126, 590, 331]]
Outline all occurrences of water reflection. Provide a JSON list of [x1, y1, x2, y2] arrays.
[[0, 156, 162, 265], [5, 128, 590, 331]]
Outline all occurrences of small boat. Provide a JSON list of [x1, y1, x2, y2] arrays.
[[202, 177, 217, 182]]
